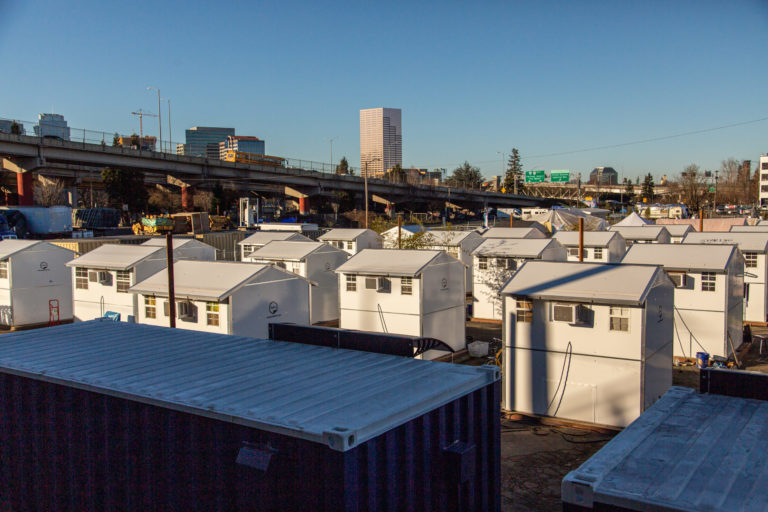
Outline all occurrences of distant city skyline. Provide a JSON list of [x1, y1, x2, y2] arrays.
[[1, 1, 766, 180], [360, 107, 402, 177]]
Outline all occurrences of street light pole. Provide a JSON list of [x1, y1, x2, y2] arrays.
[[161, 97, 171, 153], [146, 87, 162, 152], [327, 136, 339, 172]]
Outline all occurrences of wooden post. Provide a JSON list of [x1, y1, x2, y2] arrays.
[[397, 215, 402, 249], [509, 214, 514, 227], [699, 208, 704, 232], [578, 218, 584, 262], [166, 232, 176, 328]]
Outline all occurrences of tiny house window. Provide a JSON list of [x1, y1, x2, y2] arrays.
[[116, 271, 131, 293], [593, 248, 603, 260], [496, 258, 517, 270], [346, 275, 357, 292], [0, 261, 7, 279], [668, 272, 687, 288], [401, 276, 413, 295], [243, 245, 255, 256], [609, 307, 630, 332], [75, 267, 88, 289], [702, 272, 716, 292], [568, 248, 579, 257], [145, 296, 156, 319], [744, 252, 758, 269], [345, 241, 353, 250], [478, 256, 488, 270], [516, 299, 532, 323], [206, 302, 220, 326]]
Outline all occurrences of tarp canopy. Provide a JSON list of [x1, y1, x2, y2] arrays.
[[524, 209, 608, 233], [614, 212, 652, 226]]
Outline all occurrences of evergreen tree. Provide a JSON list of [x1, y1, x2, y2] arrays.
[[388, 164, 407, 184], [10, 121, 22, 135], [102, 167, 148, 214], [335, 156, 350, 175], [112, 133, 120, 146], [503, 148, 522, 193], [641, 173, 655, 202], [445, 162, 483, 190]]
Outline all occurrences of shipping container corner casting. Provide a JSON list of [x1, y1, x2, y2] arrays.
[[0, 320, 501, 511]]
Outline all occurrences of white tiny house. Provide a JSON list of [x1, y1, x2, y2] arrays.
[[471, 238, 567, 321], [318, 228, 383, 255], [500, 261, 674, 428], [244, 241, 348, 324], [683, 232, 768, 323], [335, 249, 466, 359], [130, 260, 310, 338], [552, 231, 626, 262], [622, 243, 744, 358], [423, 230, 484, 294], [0, 240, 76, 327], [67, 245, 169, 322], [481, 227, 546, 239], [381, 225, 424, 248], [237, 232, 313, 260], [608, 226, 671, 247], [141, 237, 217, 261], [648, 223, 693, 243]]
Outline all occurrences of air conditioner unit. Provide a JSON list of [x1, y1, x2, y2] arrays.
[[97, 271, 111, 284], [377, 277, 391, 293], [669, 273, 686, 288], [365, 277, 378, 289], [177, 301, 197, 321], [553, 303, 590, 325]]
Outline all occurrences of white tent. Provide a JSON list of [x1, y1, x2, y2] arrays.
[[525, 209, 608, 233], [614, 212, 652, 227]]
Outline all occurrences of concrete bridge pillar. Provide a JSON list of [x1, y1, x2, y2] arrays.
[[17, 172, 33, 206], [181, 185, 194, 211]]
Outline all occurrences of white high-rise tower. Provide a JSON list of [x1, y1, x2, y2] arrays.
[[360, 108, 402, 178]]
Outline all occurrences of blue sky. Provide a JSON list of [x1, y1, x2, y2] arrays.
[[1, 0, 766, 180]]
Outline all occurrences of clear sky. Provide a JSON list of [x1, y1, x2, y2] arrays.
[[1, 0, 766, 181]]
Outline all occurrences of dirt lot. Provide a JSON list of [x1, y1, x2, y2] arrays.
[[464, 321, 768, 512]]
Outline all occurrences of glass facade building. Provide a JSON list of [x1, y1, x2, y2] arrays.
[[183, 127, 235, 158]]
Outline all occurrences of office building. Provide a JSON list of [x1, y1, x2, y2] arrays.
[[0, 120, 24, 135], [360, 108, 401, 177], [760, 155, 768, 207], [218, 135, 265, 159], [33, 113, 70, 140], [589, 166, 618, 185], [182, 126, 235, 159]]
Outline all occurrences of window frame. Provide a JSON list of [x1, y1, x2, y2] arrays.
[[744, 252, 758, 269], [593, 248, 603, 260], [609, 306, 630, 332], [0, 260, 7, 279], [144, 295, 156, 319], [701, 272, 716, 292], [206, 301, 220, 326], [478, 256, 488, 270], [567, 247, 579, 258], [516, 298, 533, 323], [116, 270, 131, 293], [401, 276, 413, 295], [346, 274, 357, 292], [75, 267, 88, 289]]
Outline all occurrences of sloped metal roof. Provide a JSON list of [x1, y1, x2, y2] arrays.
[[318, 228, 378, 241], [65, 244, 165, 270], [609, 225, 670, 241], [335, 249, 445, 276], [246, 241, 338, 261], [238, 232, 312, 246], [0, 320, 498, 452], [425, 230, 483, 246], [683, 232, 768, 252], [622, 243, 738, 271], [481, 227, 545, 239], [0, 240, 74, 260], [129, 260, 283, 301], [472, 238, 563, 258], [552, 231, 623, 247], [500, 261, 662, 305], [141, 238, 214, 250]]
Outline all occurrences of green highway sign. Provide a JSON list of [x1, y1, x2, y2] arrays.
[[550, 170, 570, 183], [525, 170, 546, 183]]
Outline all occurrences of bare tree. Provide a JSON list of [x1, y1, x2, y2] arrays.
[[678, 164, 707, 212], [34, 176, 67, 206]]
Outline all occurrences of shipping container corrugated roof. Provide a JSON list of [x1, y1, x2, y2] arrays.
[[647, 224, 694, 237], [552, 231, 623, 247], [129, 261, 290, 301], [472, 238, 563, 258], [246, 241, 337, 261], [608, 225, 670, 241], [622, 243, 738, 271], [425, 230, 483, 246], [141, 238, 213, 249], [237, 232, 312, 246], [481, 227, 546, 239], [0, 320, 498, 452], [563, 386, 768, 511], [335, 249, 449, 276], [0, 239, 73, 260], [65, 244, 165, 270], [682, 232, 768, 252], [318, 228, 378, 241], [500, 261, 662, 306]]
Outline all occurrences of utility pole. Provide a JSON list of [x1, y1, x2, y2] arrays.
[[161, 97, 171, 153], [714, 170, 719, 215], [147, 87, 162, 151], [131, 109, 157, 143], [363, 156, 381, 229]]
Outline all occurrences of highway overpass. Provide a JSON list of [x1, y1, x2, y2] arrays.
[[0, 133, 543, 211]]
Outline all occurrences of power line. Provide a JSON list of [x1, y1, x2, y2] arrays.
[[526, 116, 768, 159]]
